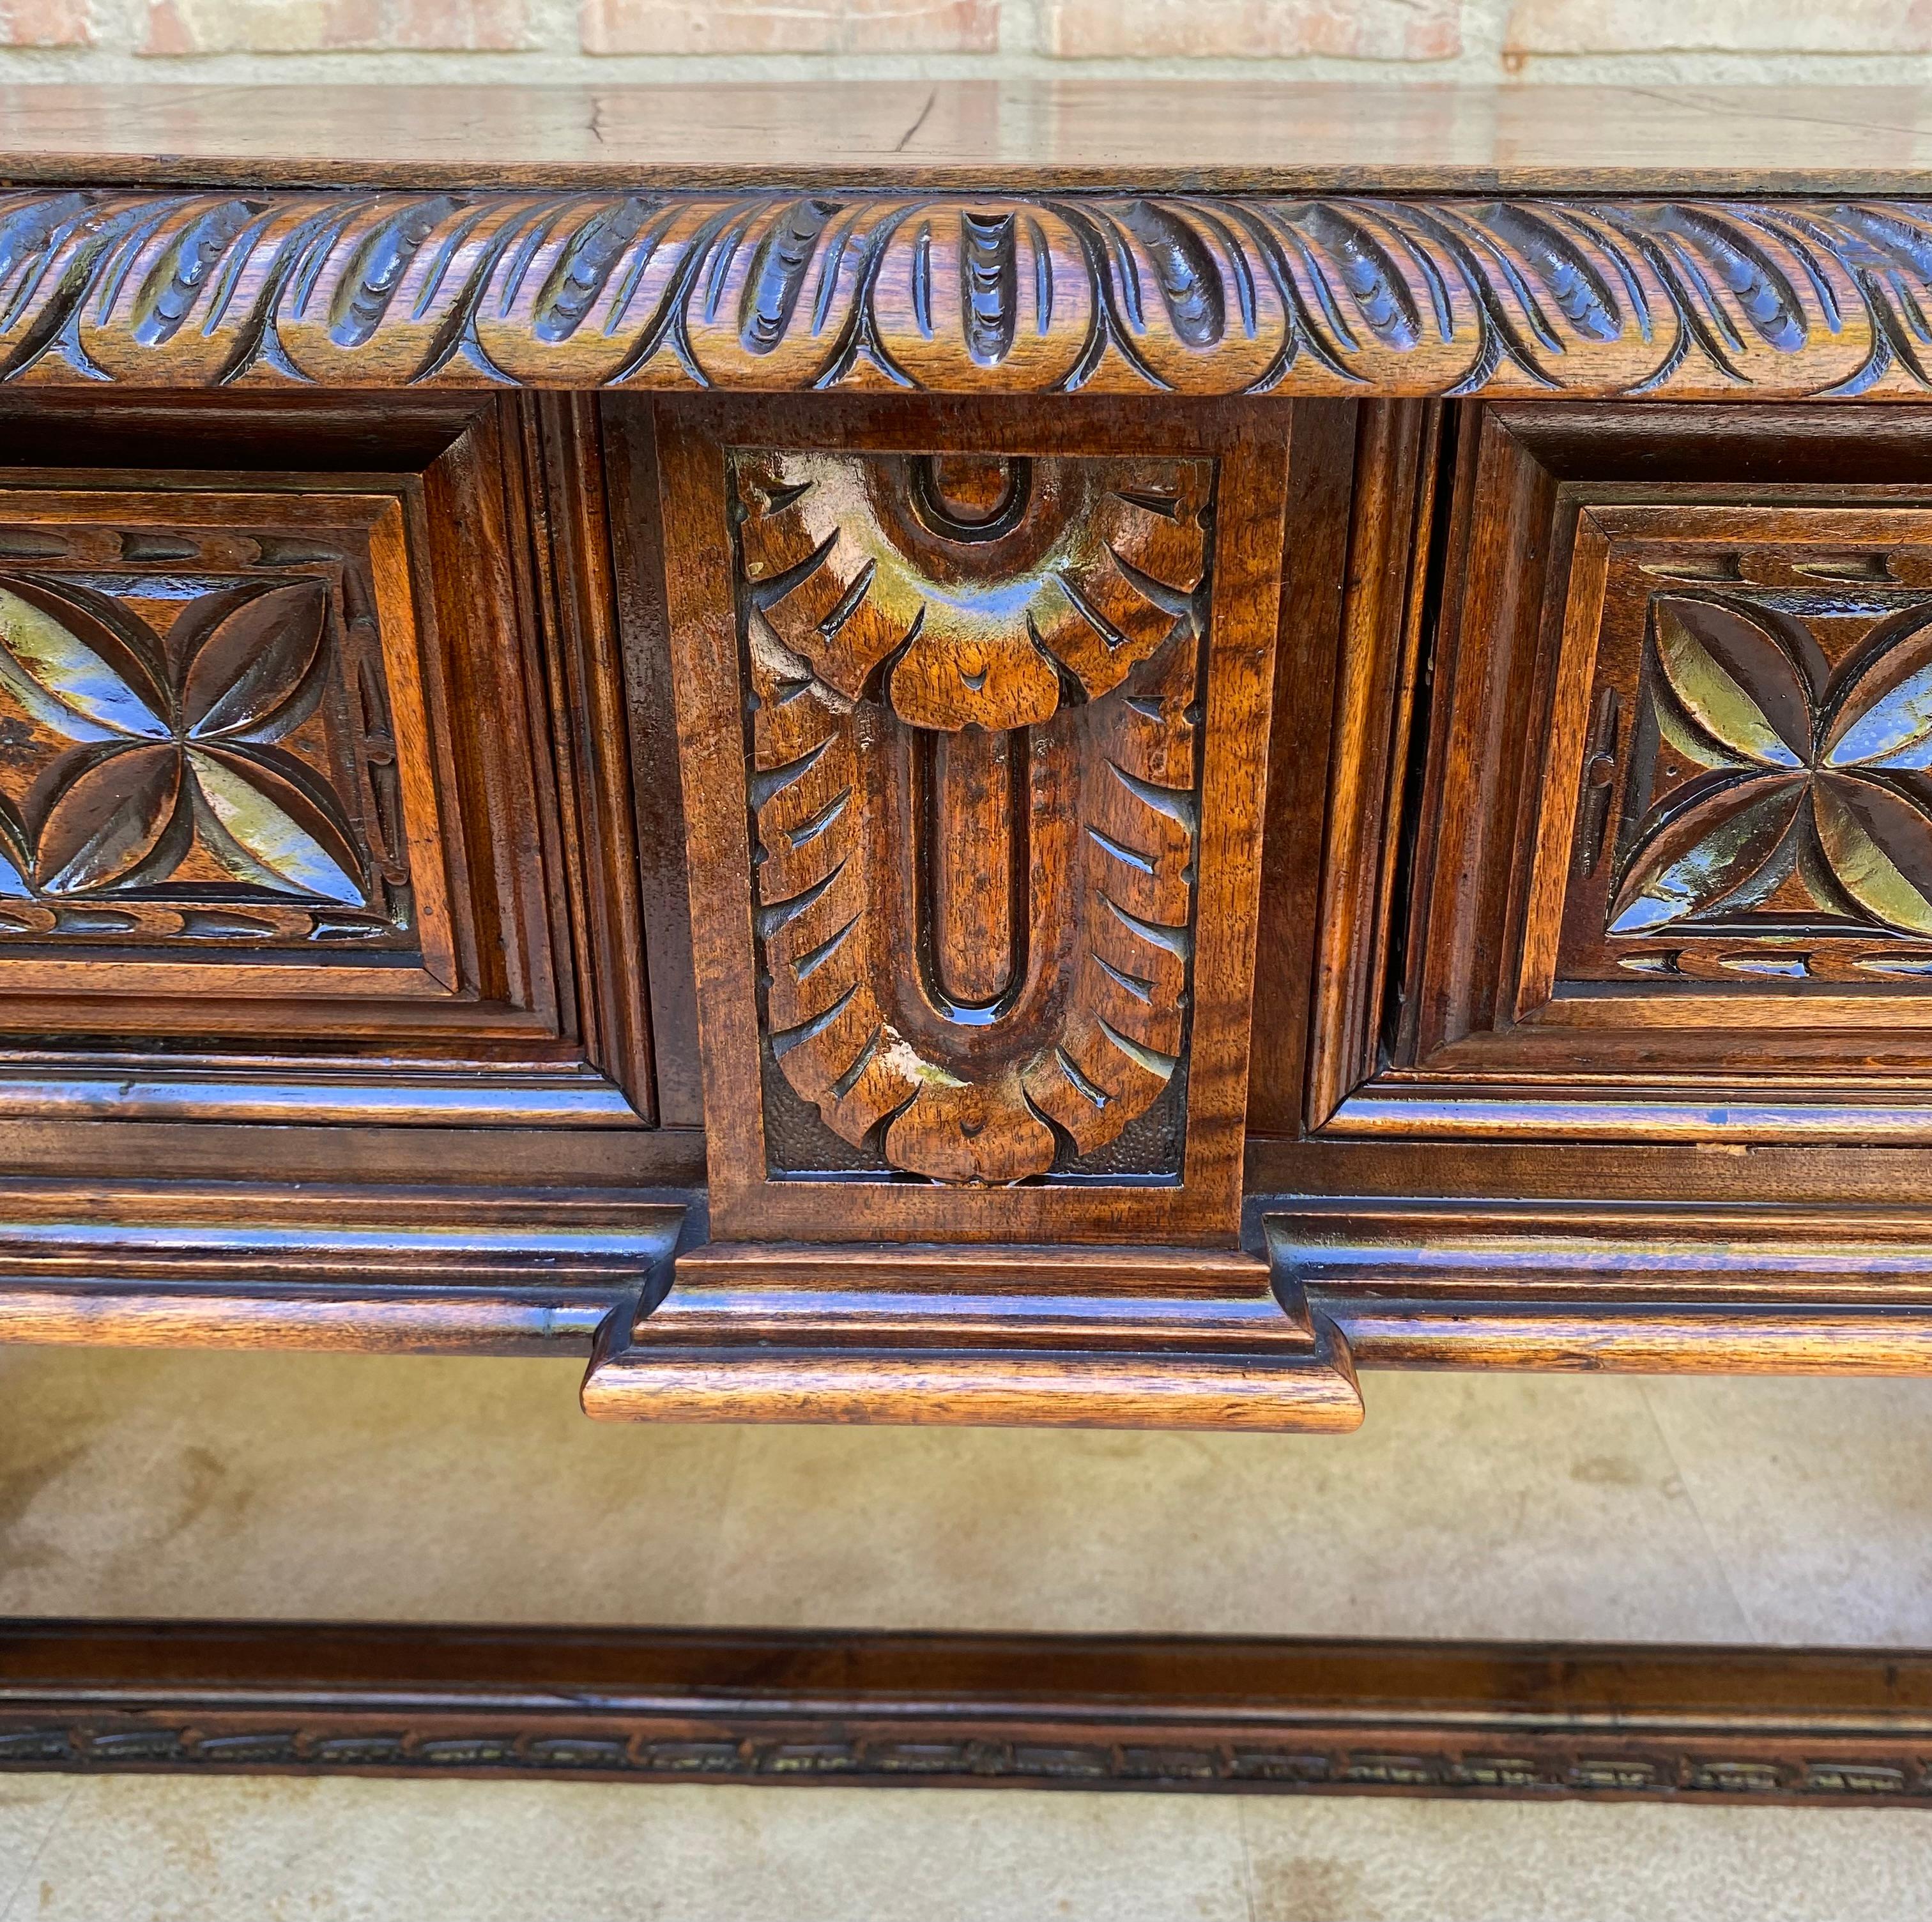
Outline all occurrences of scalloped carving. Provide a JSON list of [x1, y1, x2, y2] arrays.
[[735, 451, 1211, 1186], [11, 189, 1932, 398]]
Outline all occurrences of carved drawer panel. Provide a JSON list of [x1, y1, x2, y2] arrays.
[[1317, 403, 1932, 1140], [0, 395, 652, 1125], [1547, 507, 1932, 986], [0, 490, 432, 967], [654, 399, 1290, 1243]]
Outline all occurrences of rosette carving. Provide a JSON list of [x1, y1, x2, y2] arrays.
[[1611, 594, 1932, 938], [0, 558, 399, 946]]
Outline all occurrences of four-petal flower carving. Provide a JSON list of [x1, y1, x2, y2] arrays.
[[1611, 596, 1932, 936], [0, 574, 366, 907]]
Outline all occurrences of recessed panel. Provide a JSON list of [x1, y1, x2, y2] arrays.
[[1551, 508, 1932, 987], [657, 398, 1288, 1242], [1318, 404, 1932, 1140], [0, 492, 423, 961], [738, 449, 1210, 1186], [0, 395, 655, 1125]]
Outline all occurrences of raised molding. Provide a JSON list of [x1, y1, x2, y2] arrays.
[[10, 192, 1932, 399], [1268, 1200, 1932, 1372], [0, 1182, 681, 1354], [584, 1242, 1363, 1431], [6, 1620, 1932, 1804]]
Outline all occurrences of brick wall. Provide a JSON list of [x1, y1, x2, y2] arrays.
[[4, 0, 1930, 85]]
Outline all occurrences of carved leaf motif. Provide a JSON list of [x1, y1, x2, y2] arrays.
[[130, 198, 262, 349], [1652, 206, 1807, 354], [34, 744, 184, 895], [1087, 201, 1287, 394], [1811, 775, 1932, 934], [1653, 600, 1807, 768], [742, 450, 1207, 1186], [1822, 621, 1932, 770], [1608, 777, 1804, 933], [181, 581, 328, 740], [0, 579, 171, 742], [870, 204, 1094, 395], [1476, 204, 1622, 346], [737, 453, 1208, 733], [188, 747, 365, 903], [1291, 204, 1423, 351], [1, 188, 1924, 398], [1020, 627, 1195, 1152]]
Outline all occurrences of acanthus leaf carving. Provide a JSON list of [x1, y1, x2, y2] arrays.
[[738, 450, 1209, 1187]]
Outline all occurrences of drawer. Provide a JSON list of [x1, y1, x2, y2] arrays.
[[0, 393, 656, 1136], [1315, 401, 1932, 1144]]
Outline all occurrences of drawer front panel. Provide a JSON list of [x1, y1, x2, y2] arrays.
[[1320, 402, 1932, 1141], [0, 393, 655, 1129]]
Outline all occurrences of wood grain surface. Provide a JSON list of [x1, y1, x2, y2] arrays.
[[585, 1242, 1362, 1431], [0, 1180, 679, 1354], [3, 84, 1932, 194], [6, 1619, 1932, 1804], [9, 98, 1932, 1414], [656, 395, 1284, 1247], [1273, 1200, 1932, 1373]]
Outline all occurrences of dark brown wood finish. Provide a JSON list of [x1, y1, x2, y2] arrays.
[[1321, 403, 1932, 1142], [650, 395, 1287, 1249], [586, 1242, 1361, 1430], [3, 85, 1932, 1417], [6, 185, 1932, 401], [6, 1619, 1932, 1805]]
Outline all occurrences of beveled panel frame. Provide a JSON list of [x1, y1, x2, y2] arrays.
[[654, 397, 1292, 1244], [0, 479, 456, 1002], [0, 393, 656, 1127], [1314, 402, 1932, 1143]]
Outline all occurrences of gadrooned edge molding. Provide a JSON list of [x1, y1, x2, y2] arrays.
[[6, 190, 1932, 399]]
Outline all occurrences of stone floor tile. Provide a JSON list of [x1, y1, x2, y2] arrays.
[[1640, 1375, 1932, 1646], [0, 1350, 744, 1623], [700, 1370, 1746, 1638], [11, 1777, 1250, 1922], [1239, 1795, 1932, 1922], [0, 1778, 73, 1922]]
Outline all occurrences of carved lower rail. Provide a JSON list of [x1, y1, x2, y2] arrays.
[[5, 1621, 1932, 1805]]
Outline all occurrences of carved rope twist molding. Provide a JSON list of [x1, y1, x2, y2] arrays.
[[10, 190, 1932, 396]]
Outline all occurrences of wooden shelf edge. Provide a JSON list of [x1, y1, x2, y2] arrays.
[[0, 1283, 626, 1356], [4, 1619, 1930, 1803], [0, 1189, 683, 1355], [581, 1244, 1363, 1431], [1268, 1201, 1932, 1373]]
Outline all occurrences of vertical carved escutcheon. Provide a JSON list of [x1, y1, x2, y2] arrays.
[[733, 448, 1214, 1186]]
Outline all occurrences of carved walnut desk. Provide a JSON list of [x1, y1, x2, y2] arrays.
[[3, 80, 1932, 1435], [13, 80, 1932, 1808]]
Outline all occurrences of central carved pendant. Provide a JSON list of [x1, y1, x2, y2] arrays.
[[734, 447, 1214, 1186]]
